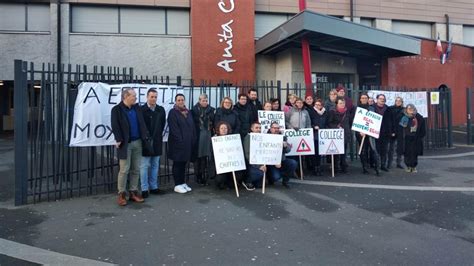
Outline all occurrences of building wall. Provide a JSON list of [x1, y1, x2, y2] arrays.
[[382, 40, 474, 125]]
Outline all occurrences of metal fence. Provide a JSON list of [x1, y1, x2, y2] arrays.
[[467, 88, 474, 145], [14, 60, 452, 205]]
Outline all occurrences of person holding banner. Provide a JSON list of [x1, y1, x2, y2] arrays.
[[243, 122, 266, 189], [215, 97, 241, 136], [311, 98, 328, 176], [168, 94, 196, 194], [388, 97, 405, 169], [191, 94, 215, 186], [355, 94, 380, 176], [267, 122, 296, 188], [140, 89, 166, 198], [234, 93, 255, 139], [399, 104, 426, 173], [327, 97, 352, 173], [370, 94, 393, 172], [111, 88, 149, 206]]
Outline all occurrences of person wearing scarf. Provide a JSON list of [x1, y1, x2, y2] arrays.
[[369, 94, 393, 172], [304, 95, 317, 172], [191, 94, 215, 186], [388, 97, 405, 169], [399, 104, 426, 173], [168, 94, 196, 194], [312, 98, 328, 176], [215, 97, 241, 135], [356, 94, 380, 176], [327, 97, 352, 174]]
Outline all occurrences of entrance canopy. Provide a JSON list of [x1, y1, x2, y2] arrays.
[[255, 11, 421, 58]]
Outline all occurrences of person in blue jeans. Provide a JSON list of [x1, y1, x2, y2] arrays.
[[266, 122, 297, 188], [243, 122, 266, 189]]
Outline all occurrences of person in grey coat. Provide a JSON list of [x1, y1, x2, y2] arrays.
[[285, 97, 311, 130]]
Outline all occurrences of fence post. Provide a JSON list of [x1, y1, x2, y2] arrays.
[[467, 88, 472, 145], [447, 88, 453, 148], [14, 60, 29, 206]]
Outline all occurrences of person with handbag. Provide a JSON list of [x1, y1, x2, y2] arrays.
[[140, 89, 166, 198]]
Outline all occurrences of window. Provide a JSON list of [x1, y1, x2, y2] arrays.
[[360, 18, 373, 28], [463, 26, 474, 46], [255, 13, 292, 39], [71, 5, 190, 36], [392, 20, 432, 39], [0, 3, 49, 32]]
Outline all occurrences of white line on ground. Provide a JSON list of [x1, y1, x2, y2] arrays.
[[293, 180, 474, 192], [421, 151, 474, 159], [0, 238, 115, 266]]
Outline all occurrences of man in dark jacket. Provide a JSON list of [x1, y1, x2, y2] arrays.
[[369, 94, 393, 172], [247, 88, 263, 121], [111, 88, 149, 206], [140, 89, 166, 198], [234, 93, 254, 139], [266, 122, 297, 188], [388, 97, 404, 169]]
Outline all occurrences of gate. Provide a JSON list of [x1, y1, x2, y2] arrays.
[[467, 88, 474, 145]]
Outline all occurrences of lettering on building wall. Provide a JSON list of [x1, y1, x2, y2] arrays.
[[217, 0, 236, 72]]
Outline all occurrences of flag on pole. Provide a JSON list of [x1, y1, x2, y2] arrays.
[[436, 33, 443, 58], [445, 38, 453, 61], [441, 53, 447, 64]]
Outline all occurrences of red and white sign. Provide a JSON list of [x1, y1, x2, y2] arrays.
[[284, 128, 315, 156]]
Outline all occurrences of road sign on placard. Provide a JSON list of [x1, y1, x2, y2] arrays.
[[296, 139, 311, 152], [284, 128, 315, 156], [318, 129, 345, 155]]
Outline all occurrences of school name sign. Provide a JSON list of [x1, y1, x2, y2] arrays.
[[69, 82, 182, 147]]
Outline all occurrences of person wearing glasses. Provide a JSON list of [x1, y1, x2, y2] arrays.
[[311, 98, 328, 176], [266, 122, 296, 188], [215, 97, 241, 135]]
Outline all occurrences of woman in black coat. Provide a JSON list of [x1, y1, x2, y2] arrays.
[[168, 93, 196, 194], [214, 97, 241, 135], [388, 97, 404, 169], [191, 94, 215, 186], [399, 104, 426, 173], [327, 97, 352, 174], [311, 98, 328, 176], [369, 94, 393, 172]]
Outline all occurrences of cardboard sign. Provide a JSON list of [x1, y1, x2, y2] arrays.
[[318, 129, 345, 155], [283, 128, 315, 156], [211, 134, 246, 174], [249, 133, 283, 165], [351, 107, 383, 139], [258, 111, 285, 133]]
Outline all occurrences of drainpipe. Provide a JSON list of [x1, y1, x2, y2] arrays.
[[350, 0, 354, 22], [445, 14, 450, 41], [57, 0, 61, 70]]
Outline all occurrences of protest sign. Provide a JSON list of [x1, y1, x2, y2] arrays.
[[284, 128, 315, 156], [69, 82, 182, 147], [258, 111, 285, 133], [211, 134, 246, 175], [249, 133, 283, 165], [351, 107, 383, 139], [431, 92, 440, 105], [318, 129, 345, 155], [367, 90, 428, 117]]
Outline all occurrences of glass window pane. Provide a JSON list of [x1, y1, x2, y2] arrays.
[[392, 20, 432, 39], [167, 9, 190, 35], [463, 26, 474, 46], [27, 4, 50, 32], [120, 8, 165, 35], [0, 3, 26, 31], [255, 13, 288, 39], [72, 6, 118, 33]]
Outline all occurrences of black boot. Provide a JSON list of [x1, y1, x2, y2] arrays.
[[362, 166, 369, 174], [375, 167, 380, 176]]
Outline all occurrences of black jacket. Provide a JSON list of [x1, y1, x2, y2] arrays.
[[167, 108, 196, 162], [370, 104, 393, 139], [141, 103, 166, 156], [111, 102, 150, 160], [191, 103, 215, 135], [389, 105, 404, 138], [215, 107, 241, 135], [400, 113, 426, 156], [234, 103, 254, 137], [249, 99, 262, 121], [327, 109, 353, 143]]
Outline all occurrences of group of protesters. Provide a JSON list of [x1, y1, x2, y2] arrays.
[[110, 86, 425, 206]]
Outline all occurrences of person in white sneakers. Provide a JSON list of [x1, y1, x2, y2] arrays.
[[167, 94, 196, 194]]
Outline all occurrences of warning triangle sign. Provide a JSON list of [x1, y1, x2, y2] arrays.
[[296, 139, 312, 152], [326, 140, 339, 154]]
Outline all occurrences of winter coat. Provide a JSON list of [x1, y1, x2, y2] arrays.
[[285, 108, 311, 129], [327, 109, 352, 144], [311, 108, 328, 141], [215, 107, 241, 135], [111, 102, 150, 160], [389, 105, 404, 138], [141, 103, 166, 157], [370, 104, 393, 139], [167, 107, 196, 162], [249, 99, 263, 121], [305, 103, 317, 125], [399, 113, 426, 156], [234, 103, 254, 137], [191, 103, 215, 158], [324, 99, 336, 111]]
